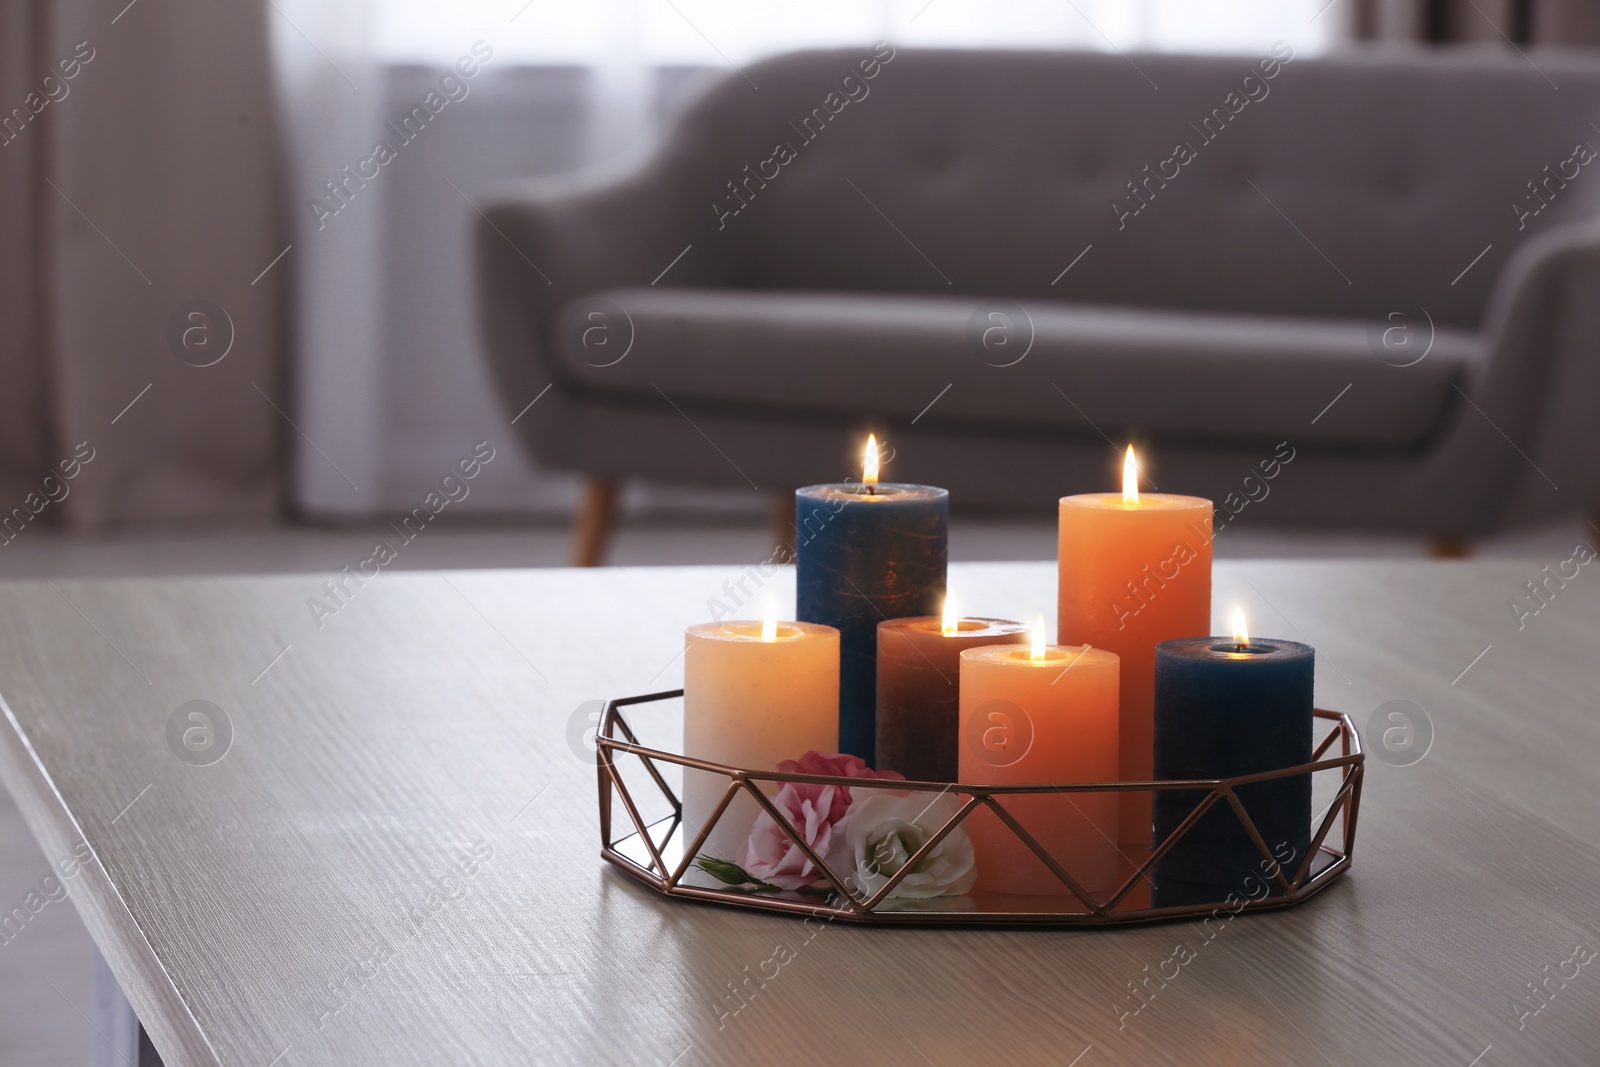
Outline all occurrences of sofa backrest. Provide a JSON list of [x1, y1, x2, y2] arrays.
[[662, 45, 1600, 329]]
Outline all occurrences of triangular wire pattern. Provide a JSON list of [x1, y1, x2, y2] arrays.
[[597, 692, 1363, 926]]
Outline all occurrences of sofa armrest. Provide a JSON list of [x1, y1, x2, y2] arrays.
[[1475, 218, 1600, 523], [473, 161, 727, 420]]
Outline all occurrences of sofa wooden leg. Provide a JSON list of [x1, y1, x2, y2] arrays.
[[572, 478, 619, 567], [1428, 537, 1473, 559], [770, 492, 796, 563]]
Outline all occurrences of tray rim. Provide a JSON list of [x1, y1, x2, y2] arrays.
[[597, 690, 1363, 928]]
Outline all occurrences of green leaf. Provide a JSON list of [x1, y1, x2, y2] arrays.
[[694, 856, 780, 890]]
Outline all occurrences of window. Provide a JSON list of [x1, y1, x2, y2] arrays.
[[374, 0, 1340, 64]]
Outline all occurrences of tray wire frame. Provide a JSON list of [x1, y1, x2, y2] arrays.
[[597, 690, 1363, 926]]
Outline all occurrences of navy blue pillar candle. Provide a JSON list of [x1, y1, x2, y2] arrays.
[[1152, 633, 1314, 902], [795, 481, 947, 766]]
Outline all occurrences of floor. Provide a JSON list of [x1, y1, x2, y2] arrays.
[[0, 512, 1590, 1065], [0, 796, 94, 1067], [1, 512, 1590, 580]]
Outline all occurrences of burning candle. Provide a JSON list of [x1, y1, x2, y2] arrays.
[[958, 617, 1121, 897], [796, 435, 947, 765], [682, 600, 840, 858], [1059, 446, 1212, 848], [1152, 608, 1314, 901], [876, 594, 1027, 782]]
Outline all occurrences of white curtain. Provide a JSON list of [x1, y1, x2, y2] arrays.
[[269, 2, 385, 518], [278, 0, 1343, 519]]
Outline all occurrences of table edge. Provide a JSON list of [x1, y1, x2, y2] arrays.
[[0, 689, 219, 1067]]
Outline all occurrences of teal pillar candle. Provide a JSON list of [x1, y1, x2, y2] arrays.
[[795, 482, 948, 765], [1152, 636, 1314, 902]]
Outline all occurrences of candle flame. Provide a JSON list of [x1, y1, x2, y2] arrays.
[[762, 598, 778, 643], [1030, 614, 1047, 662], [863, 434, 880, 486], [1122, 445, 1139, 505], [1231, 606, 1249, 650], [941, 592, 958, 636]]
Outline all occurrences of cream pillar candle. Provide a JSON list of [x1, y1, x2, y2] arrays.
[[683, 612, 839, 862], [958, 619, 1121, 898]]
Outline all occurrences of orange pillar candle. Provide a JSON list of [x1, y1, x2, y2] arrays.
[[683, 608, 840, 859], [1058, 446, 1212, 848], [958, 619, 1121, 897], [876, 595, 1027, 782]]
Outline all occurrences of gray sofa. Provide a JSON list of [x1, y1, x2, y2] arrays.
[[476, 45, 1600, 559]]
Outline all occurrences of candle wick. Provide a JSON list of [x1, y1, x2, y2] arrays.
[[866, 484, 876, 496]]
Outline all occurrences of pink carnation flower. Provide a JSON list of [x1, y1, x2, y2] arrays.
[[742, 752, 904, 891]]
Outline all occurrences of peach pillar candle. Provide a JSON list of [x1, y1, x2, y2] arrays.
[[683, 612, 839, 860], [1059, 447, 1211, 848], [958, 621, 1120, 897], [876, 597, 1027, 782]]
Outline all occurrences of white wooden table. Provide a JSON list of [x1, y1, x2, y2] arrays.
[[1, 561, 1597, 1066]]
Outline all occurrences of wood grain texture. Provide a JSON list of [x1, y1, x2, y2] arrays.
[[1, 561, 1598, 1066]]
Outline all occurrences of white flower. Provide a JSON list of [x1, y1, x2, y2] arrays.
[[838, 792, 977, 900]]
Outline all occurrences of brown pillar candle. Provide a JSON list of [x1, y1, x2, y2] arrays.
[[876, 603, 1028, 781]]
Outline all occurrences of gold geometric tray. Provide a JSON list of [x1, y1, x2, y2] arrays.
[[598, 690, 1362, 926]]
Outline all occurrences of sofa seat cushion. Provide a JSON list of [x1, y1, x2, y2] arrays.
[[553, 289, 1479, 448]]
